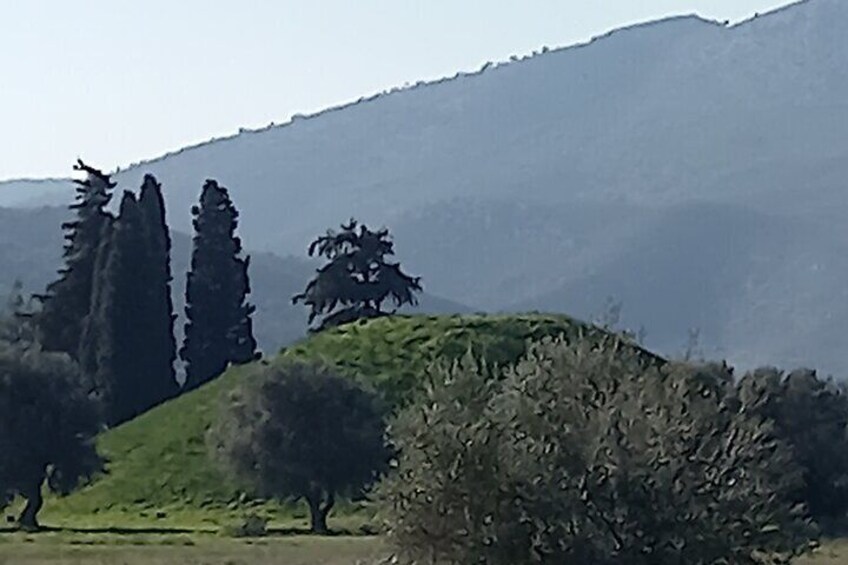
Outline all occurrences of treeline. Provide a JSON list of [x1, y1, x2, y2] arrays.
[[0, 159, 424, 530], [207, 336, 848, 564], [34, 162, 257, 425]]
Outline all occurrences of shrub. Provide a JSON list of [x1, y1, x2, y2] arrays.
[[377, 337, 817, 564], [220, 513, 268, 537], [738, 367, 848, 531]]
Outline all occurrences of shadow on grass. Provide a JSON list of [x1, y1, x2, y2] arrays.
[[0, 525, 373, 537], [0, 525, 205, 535]]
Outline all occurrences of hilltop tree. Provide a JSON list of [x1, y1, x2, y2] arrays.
[[180, 180, 257, 391], [294, 219, 422, 331], [0, 343, 102, 530], [208, 361, 389, 534], [79, 188, 178, 425], [36, 160, 114, 357]]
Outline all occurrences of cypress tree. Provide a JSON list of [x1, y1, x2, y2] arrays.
[[138, 175, 179, 403], [83, 192, 149, 424], [81, 190, 181, 425], [180, 180, 258, 391], [37, 160, 114, 357]]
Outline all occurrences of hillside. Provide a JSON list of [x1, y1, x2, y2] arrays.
[[3, 0, 848, 373], [44, 314, 656, 526]]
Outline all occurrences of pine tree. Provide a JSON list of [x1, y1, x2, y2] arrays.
[[180, 180, 258, 391], [37, 161, 114, 357], [294, 219, 422, 331], [138, 175, 179, 403]]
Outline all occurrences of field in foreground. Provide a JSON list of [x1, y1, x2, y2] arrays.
[[0, 534, 846, 564], [0, 533, 382, 564]]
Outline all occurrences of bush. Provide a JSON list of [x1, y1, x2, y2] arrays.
[[738, 367, 848, 531], [220, 513, 268, 537], [377, 337, 817, 564]]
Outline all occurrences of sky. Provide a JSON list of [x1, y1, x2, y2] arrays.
[[0, 0, 794, 180]]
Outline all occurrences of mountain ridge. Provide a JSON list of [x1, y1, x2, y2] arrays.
[[2, 0, 847, 374], [0, 3, 796, 189]]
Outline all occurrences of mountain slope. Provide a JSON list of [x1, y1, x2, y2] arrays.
[[2, 0, 848, 373]]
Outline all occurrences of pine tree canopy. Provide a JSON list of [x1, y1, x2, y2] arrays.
[[36, 160, 115, 357], [294, 219, 422, 331]]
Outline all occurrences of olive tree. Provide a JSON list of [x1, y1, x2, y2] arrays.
[[738, 367, 848, 531], [0, 343, 103, 530], [377, 338, 817, 564], [208, 361, 389, 533]]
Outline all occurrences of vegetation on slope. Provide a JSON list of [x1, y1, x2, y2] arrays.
[[44, 314, 653, 526]]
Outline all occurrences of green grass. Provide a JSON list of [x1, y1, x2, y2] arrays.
[[0, 532, 383, 564], [0, 533, 843, 564], [38, 314, 652, 529]]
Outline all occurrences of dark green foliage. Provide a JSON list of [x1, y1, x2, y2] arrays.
[[738, 367, 848, 531], [80, 188, 178, 426], [378, 338, 817, 565], [181, 180, 258, 391], [294, 219, 422, 331], [0, 343, 102, 530], [1, 281, 38, 347], [208, 361, 389, 533], [36, 161, 114, 357], [138, 175, 179, 405]]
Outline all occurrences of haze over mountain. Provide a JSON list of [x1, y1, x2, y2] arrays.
[[0, 206, 470, 354], [2, 0, 847, 373]]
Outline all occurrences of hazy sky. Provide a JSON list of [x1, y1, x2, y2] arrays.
[[0, 0, 793, 180]]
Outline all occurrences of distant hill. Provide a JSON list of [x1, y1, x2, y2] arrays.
[[0, 206, 469, 354], [0, 179, 73, 208], [44, 314, 655, 527], [2, 0, 848, 373]]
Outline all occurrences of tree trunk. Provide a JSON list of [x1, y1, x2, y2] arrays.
[[18, 478, 44, 531], [306, 490, 335, 534]]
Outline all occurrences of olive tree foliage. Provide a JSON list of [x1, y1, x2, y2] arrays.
[[377, 338, 817, 565], [208, 361, 389, 533], [0, 343, 102, 530], [738, 367, 848, 531]]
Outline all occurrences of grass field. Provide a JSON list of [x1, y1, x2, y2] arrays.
[[0, 533, 846, 564], [0, 532, 383, 564]]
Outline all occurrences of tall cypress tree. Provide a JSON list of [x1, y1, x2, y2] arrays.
[[138, 175, 179, 403], [81, 192, 148, 424], [180, 180, 258, 391], [81, 188, 181, 425], [37, 160, 114, 357]]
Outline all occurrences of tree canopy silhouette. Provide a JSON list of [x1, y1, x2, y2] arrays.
[[180, 180, 257, 390], [294, 219, 422, 331], [36, 160, 114, 357]]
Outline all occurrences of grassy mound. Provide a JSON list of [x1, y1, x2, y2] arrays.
[[43, 314, 655, 528]]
